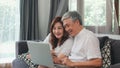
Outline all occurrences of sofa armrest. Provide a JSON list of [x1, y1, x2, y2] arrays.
[[110, 39, 120, 65], [15, 41, 28, 58], [12, 58, 29, 68]]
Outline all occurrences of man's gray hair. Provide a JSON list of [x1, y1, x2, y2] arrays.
[[61, 11, 83, 25]]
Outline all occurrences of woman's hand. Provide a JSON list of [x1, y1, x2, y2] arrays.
[[26, 54, 31, 59], [38, 65, 49, 68], [51, 50, 56, 56], [53, 56, 62, 64], [62, 57, 74, 67]]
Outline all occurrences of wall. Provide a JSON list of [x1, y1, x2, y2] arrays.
[[38, 0, 50, 40]]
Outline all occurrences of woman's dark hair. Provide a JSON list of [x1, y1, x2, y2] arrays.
[[50, 17, 69, 49]]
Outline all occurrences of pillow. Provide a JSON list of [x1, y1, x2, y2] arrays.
[[98, 36, 109, 49], [110, 39, 120, 65], [101, 40, 111, 68]]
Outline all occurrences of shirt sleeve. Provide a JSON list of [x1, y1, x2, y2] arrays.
[[86, 35, 102, 60], [43, 33, 50, 43], [43, 33, 52, 50]]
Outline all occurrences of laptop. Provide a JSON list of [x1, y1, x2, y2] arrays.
[[27, 41, 54, 68]]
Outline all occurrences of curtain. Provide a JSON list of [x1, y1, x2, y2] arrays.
[[105, 0, 113, 34], [47, 0, 68, 33], [106, 0, 119, 34], [114, 0, 120, 34], [77, 0, 84, 23], [20, 0, 41, 40]]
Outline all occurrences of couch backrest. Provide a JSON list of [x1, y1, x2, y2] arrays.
[[110, 39, 120, 65]]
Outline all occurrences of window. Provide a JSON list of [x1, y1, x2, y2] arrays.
[[69, 0, 106, 26], [84, 0, 106, 26], [0, 0, 20, 63], [69, 0, 77, 11], [69, 0, 119, 34]]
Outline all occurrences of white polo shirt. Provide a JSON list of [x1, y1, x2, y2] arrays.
[[69, 28, 101, 62]]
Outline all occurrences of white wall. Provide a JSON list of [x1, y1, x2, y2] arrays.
[[38, 0, 50, 40]]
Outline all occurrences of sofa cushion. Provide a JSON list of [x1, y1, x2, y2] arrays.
[[110, 39, 120, 65], [111, 63, 120, 68]]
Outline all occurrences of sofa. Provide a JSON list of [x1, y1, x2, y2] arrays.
[[97, 34, 120, 68], [12, 34, 120, 68]]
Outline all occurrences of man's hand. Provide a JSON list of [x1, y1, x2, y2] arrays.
[[53, 56, 62, 64], [62, 57, 74, 67]]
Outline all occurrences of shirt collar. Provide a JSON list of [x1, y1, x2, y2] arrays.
[[74, 28, 86, 39]]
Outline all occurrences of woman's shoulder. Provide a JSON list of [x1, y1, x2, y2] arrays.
[[43, 33, 51, 43]]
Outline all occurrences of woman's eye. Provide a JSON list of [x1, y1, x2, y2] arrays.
[[58, 27, 62, 29], [58, 27, 63, 29]]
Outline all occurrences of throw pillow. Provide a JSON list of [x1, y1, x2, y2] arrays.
[[98, 36, 109, 49], [101, 40, 111, 68]]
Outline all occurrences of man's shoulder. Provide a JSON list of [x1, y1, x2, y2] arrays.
[[65, 37, 74, 42]]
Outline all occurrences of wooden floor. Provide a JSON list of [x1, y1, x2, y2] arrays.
[[0, 63, 12, 68]]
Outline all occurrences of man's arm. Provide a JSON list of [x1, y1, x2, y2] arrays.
[[63, 57, 102, 68]]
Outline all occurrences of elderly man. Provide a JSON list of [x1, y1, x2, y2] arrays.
[[61, 11, 102, 68]]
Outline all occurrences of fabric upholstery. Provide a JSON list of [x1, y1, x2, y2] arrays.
[[110, 39, 120, 65], [111, 63, 120, 68], [16, 41, 28, 56], [12, 58, 29, 68]]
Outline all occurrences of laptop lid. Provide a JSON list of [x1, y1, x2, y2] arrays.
[[27, 41, 54, 68]]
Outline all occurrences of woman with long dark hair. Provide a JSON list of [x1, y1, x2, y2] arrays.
[[44, 17, 73, 64]]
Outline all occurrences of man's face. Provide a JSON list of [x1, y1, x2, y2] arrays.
[[63, 18, 78, 37]]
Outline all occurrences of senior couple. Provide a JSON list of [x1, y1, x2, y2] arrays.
[[13, 11, 102, 68]]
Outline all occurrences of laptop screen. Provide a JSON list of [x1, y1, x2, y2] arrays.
[[27, 41, 54, 68]]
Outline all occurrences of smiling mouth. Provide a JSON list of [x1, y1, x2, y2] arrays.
[[56, 33, 61, 36]]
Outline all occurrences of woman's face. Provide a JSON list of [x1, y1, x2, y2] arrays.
[[52, 22, 64, 39]]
